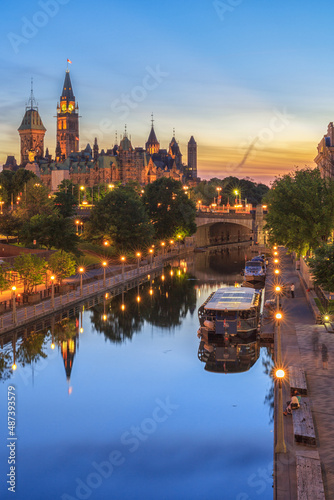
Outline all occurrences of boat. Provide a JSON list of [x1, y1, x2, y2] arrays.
[[244, 256, 266, 284], [198, 286, 263, 341]]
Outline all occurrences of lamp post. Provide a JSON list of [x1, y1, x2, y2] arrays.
[[274, 269, 280, 277], [275, 368, 287, 454], [12, 286, 17, 325], [79, 185, 85, 206], [51, 275, 55, 309], [161, 242, 165, 258], [216, 187, 222, 205], [75, 220, 80, 234], [136, 252, 141, 274], [79, 267, 84, 296], [121, 256, 126, 280], [275, 285, 281, 311], [102, 261, 107, 287], [0, 201, 4, 214], [149, 248, 154, 267], [275, 312, 283, 366]]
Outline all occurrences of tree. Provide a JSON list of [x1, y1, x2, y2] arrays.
[[308, 244, 334, 293], [14, 254, 47, 295], [53, 190, 77, 218], [0, 266, 11, 294], [0, 210, 21, 242], [143, 178, 196, 240], [48, 251, 76, 285], [86, 185, 154, 250], [18, 213, 80, 252], [15, 179, 54, 221], [264, 168, 334, 255]]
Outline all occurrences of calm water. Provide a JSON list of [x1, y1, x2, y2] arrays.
[[0, 246, 274, 500]]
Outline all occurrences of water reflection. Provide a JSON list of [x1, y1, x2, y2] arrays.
[[90, 268, 197, 342], [197, 328, 260, 374]]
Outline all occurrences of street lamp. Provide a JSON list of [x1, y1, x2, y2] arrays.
[[75, 220, 80, 234], [51, 275, 55, 308], [216, 187, 222, 205], [121, 256, 126, 280], [274, 258, 279, 264], [79, 185, 85, 206], [102, 261, 107, 287], [274, 269, 280, 276], [79, 267, 84, 296], [0, 201, 4, 214], [161, 242, 165, 257], [12, 286, 17, 325], [136, 252, 141, 274], [275, 368, 287, 454], [149, 248, 154, 266], [275, 312, 283, 366], [275, 285, 282, 311]]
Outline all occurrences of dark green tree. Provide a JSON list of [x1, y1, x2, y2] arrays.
[[19, 213, 79, 252], [0, 210, 21, 242], [16, 179, 55, 221], [86, 185, 154, 250], [143, 178, 196, 239], [264, 168, 334, 255], [53, 190, 77, 218], [48, 250, 77, 285], [308, 244, 334, 292]]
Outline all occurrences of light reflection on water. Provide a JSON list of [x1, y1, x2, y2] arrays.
[[0, 246, 273, 500]]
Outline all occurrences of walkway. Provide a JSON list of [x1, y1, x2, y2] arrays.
[[270, 249, 334, 499]]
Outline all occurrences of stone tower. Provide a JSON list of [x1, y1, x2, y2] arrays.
[[18, 82, 46, 166], [56, 70, 79, 159], [187, 136, 197, 179]]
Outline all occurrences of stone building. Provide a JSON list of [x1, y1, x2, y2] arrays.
[[18, 84, 46, 166], [314, 122, 334, 178]]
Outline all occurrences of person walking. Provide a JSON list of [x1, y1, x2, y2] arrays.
[[290, 283, 295, 298]]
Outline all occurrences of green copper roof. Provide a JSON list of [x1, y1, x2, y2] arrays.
[[18, 109, 46, 132]]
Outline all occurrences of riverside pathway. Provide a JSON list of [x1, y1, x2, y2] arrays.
[[270, 249, 334, 500]]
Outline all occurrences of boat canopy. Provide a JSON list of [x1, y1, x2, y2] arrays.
[[204, 287, 257, 311]]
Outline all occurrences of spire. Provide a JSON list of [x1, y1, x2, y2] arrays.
[[173, 127, 175, 138], [27, 78, 37, 110], [61, 70, 75, 102]]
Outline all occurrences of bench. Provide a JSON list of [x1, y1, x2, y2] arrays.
[[292, 397, 316, 446], [289, 365, 308, 396], [296, 452, 325, 499]]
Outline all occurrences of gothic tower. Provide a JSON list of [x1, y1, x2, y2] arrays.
[[187, 136, 197, 179], [18, 81, 46, 166], [145, 114, 160, 155], [56, 70, 79, 159]]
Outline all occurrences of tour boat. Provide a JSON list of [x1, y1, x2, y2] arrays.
[[244, 256, 266, 284], [198, 286, 263, 340]]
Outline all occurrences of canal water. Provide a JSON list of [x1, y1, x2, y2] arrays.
[[0, 245, 274, 500]]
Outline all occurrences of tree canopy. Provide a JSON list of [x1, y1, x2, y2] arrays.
[[14, 254, 47, 295], [48, 251, 77, 285], [143, 177, 196, 239], [86, 184, 154, 250], [308, 244, 334, 293], [264, 168, 334, 255]]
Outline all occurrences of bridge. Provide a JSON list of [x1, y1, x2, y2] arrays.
[[195, 206, 267, 247]]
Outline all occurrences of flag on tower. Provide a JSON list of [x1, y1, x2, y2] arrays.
[[67, 59, 72, 64]]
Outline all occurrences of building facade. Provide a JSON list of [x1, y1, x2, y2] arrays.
[[314, 122, 334, 178], [18, 87, 46, 166], [56, 70, 79, 159]]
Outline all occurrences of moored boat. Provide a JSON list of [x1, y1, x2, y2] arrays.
[[198, 286, 263, 340], [244, 256, 266, 284]]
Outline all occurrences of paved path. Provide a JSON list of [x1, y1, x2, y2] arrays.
[[271, 249, 334, 499]]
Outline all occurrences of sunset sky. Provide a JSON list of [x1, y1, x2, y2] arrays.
[[0, 0, 333, 185]]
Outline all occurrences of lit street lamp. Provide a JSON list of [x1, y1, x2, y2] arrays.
[[149, 248, 154, 266], [121, 256, 126, 280], [79, 267, 84, 296], [51, 275, 55, 308], [75, 220, 80, 234], [275, 285, 281, 310], [102, 261, 107, 287], [216, 187, 222, 205], [136, 252, 141, 274], [161, 242, 165, 257], [275, 368, 287, 454], [276, 312, 283, 366], [12, 286, 17, 325]]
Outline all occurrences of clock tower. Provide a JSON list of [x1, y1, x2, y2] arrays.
[[56, 70, 79, 159]]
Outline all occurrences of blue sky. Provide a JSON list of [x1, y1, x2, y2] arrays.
[[0, 0, 333, 183]]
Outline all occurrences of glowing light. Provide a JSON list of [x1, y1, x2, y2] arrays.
[[51, 343, 55, 350], [79, 267, 84, 273], [274, 251, 278, 256], [161, 275, 165, 281], [51, 275, 55, 281], [137, 296, 141, 303], [149, 289, 153, 296], [275, 312, 282, 320], [121, 256, 126, 262], [274, 269, 280, 275], [12, 286, 16, 292], [12, 364, 17, 371], [324, 315, 330, 322], [102, 261, 107, 267], [103, 314, 107, 321], [103, 241, 109, 246], [79, 328, 84, 334], [136, 252, 141, 258], [170, 270, 174, 276], [275, 369, 285, 379], [121, 304, 125, 311], [275, 286, 281, 293], [274, 259, 279, 264]]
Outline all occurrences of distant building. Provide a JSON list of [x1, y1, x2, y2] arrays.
[[3, 156, 18, 171], [56, 70, 79, 159], [18, 84, 46, 166], [314, 122, 334, 177], [12, 68, 199, 189], [186, 136, 197, 180]]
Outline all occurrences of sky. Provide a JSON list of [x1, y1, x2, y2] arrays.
[[0, 0, 334, 185]]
